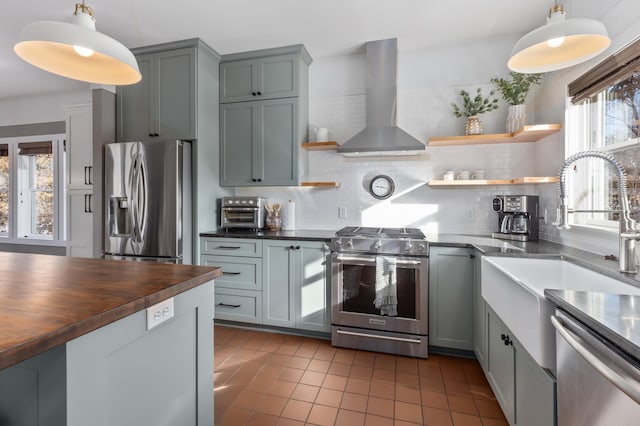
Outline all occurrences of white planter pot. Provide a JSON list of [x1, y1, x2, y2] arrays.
[[507, 104, 527, 134]]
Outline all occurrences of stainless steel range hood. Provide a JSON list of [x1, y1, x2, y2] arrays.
[[338, 38, 425, 157]]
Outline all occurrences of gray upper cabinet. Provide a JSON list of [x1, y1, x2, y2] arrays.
[[220, 92, 301, 186], [219, 45, 311, 187], [117, 47, 196, 142], [428, 246, 475, 351], [220, 54, 300, 103]]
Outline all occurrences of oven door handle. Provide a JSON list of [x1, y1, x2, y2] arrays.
[[551, 315, 640, 404], [335, 255, 422, 265], [336, 329, 423, 344]]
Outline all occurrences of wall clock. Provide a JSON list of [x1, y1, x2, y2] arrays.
[[369, 175, 395, 200]]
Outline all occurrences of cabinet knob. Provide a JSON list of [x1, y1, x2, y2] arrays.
[[257, 91, 262, 96], [153, 133, 159, 137], [252, 92, 257, 96], [257, 178, 262, 182], [148, 133, 154, 137]]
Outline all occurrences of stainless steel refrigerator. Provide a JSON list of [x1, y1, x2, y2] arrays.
[[104, 140, 192, 263]]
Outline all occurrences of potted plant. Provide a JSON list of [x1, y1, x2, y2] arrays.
[[451, 88, 499, 135], [491, 72, 543, 133]]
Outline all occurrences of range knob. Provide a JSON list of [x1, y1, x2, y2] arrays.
[[417, 243, 427, 252], [373, 240, 382, 250], [404, 241, 413, 252], [334, 240, 342, 249], [345, 239, 353, 249]]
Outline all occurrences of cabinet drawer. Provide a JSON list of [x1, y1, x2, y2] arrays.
[[201, 255, 262, 290], [214, 288, 262, 324], [200, 238, 262, 257]]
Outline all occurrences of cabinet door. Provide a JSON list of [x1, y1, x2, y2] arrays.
[[515, 344, 556, 426], [296, 241, 330, 332], [474, 251, 487, 369], [428, 246, 475, 350], [220, 59, 258, 103], [262, 240, 295, 328], [258, 54, 299, 99], [117, 54, 154, 142], [220, 102, 258, 186], [487, 310, 515, 424], [258, 98, 299, 185], [66, 104, 93, 189], [156, 47, 196, 141], [66, 190, 94, 258]]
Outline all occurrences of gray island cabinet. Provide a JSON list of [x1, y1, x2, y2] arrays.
[[0, 253, 220, 426], [219, 45, 312, 187]]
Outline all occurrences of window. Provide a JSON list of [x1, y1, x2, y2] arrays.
[[0, 135, 64, 242], [566, 39, 640, 229]]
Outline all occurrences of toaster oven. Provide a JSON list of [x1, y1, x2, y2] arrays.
[[220, 196, 266, 229]]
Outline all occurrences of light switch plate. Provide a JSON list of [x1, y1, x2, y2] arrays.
[[146, 297, 175, 330]]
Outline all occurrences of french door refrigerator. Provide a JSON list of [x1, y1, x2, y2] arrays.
[[104, 140, 192, 263]]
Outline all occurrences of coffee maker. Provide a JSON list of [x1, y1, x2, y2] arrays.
[[491, 195, 539, 241]]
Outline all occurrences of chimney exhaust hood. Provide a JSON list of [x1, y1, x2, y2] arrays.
[[338, 38, 425, 157]]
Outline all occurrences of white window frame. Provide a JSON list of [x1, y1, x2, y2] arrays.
[[565, 91, 640, 232], [0, 134, 65, 245]]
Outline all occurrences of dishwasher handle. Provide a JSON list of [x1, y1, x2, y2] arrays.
[[551, 315, 640, 404]]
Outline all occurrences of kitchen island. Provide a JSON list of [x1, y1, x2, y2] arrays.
[[0, 252, 221, 426]]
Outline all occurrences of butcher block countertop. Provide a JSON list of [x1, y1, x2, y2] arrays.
[[0, 253, 221, 370]]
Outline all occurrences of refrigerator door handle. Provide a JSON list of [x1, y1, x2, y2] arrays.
[[138, 153, 148, 240], [130, 152, 142, 243]]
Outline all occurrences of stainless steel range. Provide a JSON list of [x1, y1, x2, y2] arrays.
[[331, 227, 429, 358]]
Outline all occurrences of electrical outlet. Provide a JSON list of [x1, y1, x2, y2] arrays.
[[146, 297, 174, 330], [338, 206, 347, 219]]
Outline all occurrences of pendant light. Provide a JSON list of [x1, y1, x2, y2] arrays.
[[14, 2, 141, 85], [508, 1, 611, 73]]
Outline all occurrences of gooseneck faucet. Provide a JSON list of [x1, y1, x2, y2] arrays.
[[557, 150, 640, 273]]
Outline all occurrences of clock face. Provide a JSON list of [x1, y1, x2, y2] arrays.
[[369, 175, 395, 200]]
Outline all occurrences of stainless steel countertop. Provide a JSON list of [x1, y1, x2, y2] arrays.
[[544, 290, 640, 361]]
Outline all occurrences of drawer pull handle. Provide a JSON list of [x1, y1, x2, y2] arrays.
[[222, 271, 241, 276], [217, 302, 241, 308], [217, 246, 241, 249]]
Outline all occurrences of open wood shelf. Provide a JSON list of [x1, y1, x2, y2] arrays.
[[301, 141, 339, 150], [427, 124, 561, 147], [428, 176, 558, 187], [300, 181, 340, 187]]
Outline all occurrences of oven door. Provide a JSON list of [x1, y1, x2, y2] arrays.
[[221, 207, 260, 229], [331, 252, 428, 335]]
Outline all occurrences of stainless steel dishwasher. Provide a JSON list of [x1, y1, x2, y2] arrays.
[[552, 310, 640, 425]]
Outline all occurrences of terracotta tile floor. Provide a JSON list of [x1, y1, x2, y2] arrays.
[[214, 325, 508, 426]]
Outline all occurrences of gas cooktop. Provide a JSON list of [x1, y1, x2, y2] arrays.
[[335, 227, 426, 239], [332, 227, 428, 256]]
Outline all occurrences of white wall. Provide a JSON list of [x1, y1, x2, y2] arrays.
[[536, 0, 640, 255], [238, 34, 545, 234], [0, 89, 90, 126]]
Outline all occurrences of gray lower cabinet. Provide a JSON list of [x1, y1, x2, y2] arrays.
[[262, 240, 330, 332], [220, 54, 301, 103], [428, 246, 475, 350], [200, 237, 330, 333], [200, 237, 263, 323], [474, 250, 487, 369], [486, 307, 556, 426], [220, 98, 299, 186], [117, 46, 196, 142]]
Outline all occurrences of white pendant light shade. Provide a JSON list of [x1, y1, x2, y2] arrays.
[[14, 3, 141, 85], [508, 4, 611, 73]]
